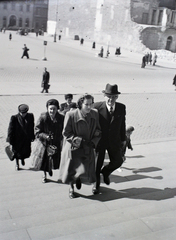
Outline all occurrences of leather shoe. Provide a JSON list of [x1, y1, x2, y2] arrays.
[[69, 188, 76, 199], [49, 170, 53, 176], [76, 177, 82, 190], [92, 186, 99, 195], [101, 172, 110, 185], [15, 165, 19, 171], [42, 177, 47, 183]]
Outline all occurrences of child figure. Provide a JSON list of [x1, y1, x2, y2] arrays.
[[117, 126, 134, 172], [122, 126, 135, 161]]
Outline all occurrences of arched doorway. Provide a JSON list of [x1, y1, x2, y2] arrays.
[[19, 18, 22, 28], [9, 15, 16, 27], [166, 36, 172, 50]]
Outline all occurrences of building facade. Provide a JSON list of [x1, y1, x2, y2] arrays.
[[131, 0, 176, 52], [48, 0, 176, 52], [0, 0, 49, 32], [48, 0, 145, 52]]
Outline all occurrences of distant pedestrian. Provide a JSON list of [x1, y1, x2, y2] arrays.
[[3, 27, 6, 33], [106, 46, 110, 58], [153, 53, 157, 66], [173, 75, 176, 91], [41, 67, 50, 93], [21, 44, 29, 59], [149, 52, 152, 65], [115, 47, 121, 55], [80, 38, 84, 45], [6, 104, 35, 171], [98, 46, 104, 57], [60, 94, 77, 115], [121, 126, 135, 161], [141, 55, 146, 68], [58, 35, 61, 40], [9, 33, 12, 41], [92, 42, 96, 49]]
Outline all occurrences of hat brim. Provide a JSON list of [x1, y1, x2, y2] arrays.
[[102, 90, 121, 95]]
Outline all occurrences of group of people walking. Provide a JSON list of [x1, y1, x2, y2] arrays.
[[6, 83, 134, 199], [141, 52, 157, 68]]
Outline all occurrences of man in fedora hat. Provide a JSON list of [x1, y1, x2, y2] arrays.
[[93, 83, 126, 194]]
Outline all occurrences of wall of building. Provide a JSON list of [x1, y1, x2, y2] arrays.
[[131, 0, 159, 24], [159, 0, 176, 10], [0, 0, 48, 31], [0, 1, 34, 30], [48, 0, 145, 51], [141, 26, 176, 52]]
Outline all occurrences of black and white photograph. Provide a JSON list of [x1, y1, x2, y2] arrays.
[[0, 0, 176, 239]]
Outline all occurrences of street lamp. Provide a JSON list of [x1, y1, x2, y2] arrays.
[[54, 0, 58, 42]]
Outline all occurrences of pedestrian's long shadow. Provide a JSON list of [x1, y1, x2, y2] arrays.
[[111, 166, 163, 184], [78, 187, 176, 201], [155, 65, 176, 70], [28, 58, 39, 61]]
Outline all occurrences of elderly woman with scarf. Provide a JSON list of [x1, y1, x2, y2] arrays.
[[34, 99, 64, 183], [59, 94, 101, 198]]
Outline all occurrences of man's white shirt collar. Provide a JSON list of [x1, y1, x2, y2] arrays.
[[106, 103, 115, 112]]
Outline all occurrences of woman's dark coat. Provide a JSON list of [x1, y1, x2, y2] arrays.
[[35, 112, 64, 172], [7, 113, 35, 159]]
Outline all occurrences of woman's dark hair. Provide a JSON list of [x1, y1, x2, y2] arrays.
[[46, 99, 59, 109], [77, 93, 94, 109]]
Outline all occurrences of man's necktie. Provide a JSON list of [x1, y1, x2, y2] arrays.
[[110, 106, 113, 115]]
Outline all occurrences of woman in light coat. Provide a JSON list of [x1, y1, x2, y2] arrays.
[[59, 94, 101, 198]]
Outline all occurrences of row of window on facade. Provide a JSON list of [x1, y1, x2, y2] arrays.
[[3, 16, 30, 28], [2, 3, 45, 16], [141, 9, 175, 25], [2, 3, 31, 12]]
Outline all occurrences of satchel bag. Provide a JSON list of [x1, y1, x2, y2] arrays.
[[31, 139, 46, 170], [5, 145, 15, 161]]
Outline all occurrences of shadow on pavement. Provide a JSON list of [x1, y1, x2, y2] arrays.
[[28, 58, 39, 61], [111, 173, 163, 183], [126, 155, 145, 158], [78, 187, 176, 202], [132, 166, 162, 173], [154, 65, 176, 70]]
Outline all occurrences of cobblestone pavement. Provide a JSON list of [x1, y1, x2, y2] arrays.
[[1, 92, 176, 154], [1, 31, 176, 151]]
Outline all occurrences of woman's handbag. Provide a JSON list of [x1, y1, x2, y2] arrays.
[[31, 139, 46, 170], [47, 145, 57, 156], [5, 145, 15, 161], [68, 147, 85, 159]]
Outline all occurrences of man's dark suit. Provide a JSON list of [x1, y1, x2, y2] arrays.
[[60, 102, 77, 115], [94, 101, 126, 188], [41, 71, 50, 93]]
